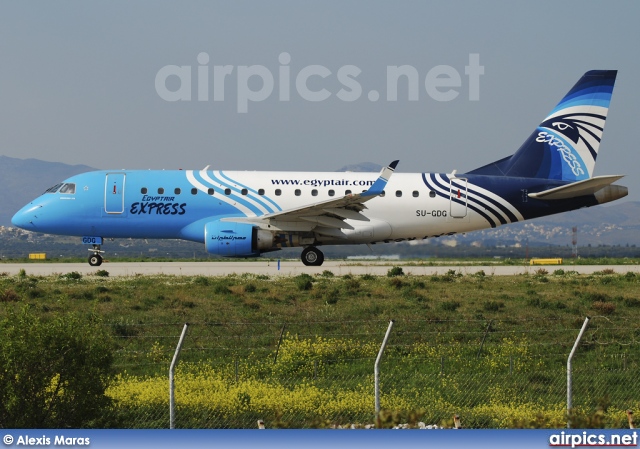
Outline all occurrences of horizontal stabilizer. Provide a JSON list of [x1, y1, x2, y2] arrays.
[[528, 175, 625, 200]]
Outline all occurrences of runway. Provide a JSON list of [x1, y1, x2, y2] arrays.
[[1, 261, 639, 277]]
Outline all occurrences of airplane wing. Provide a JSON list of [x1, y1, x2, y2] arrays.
[[221, 160, 398, 237]]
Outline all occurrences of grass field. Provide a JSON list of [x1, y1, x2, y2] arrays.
[[1, 266, 639, 428]]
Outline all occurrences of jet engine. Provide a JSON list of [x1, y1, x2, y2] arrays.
[[204, 221, 274, 257]]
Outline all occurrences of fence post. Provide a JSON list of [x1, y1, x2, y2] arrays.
[[567, 316, 590, 429], [477, 320, 493, 358], [170, 323, 189, 429], [375, 320, 394, 418], [273, 323, 286, 364]]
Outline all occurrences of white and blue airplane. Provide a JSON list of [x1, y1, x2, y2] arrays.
[[12, 70, 627, 266]]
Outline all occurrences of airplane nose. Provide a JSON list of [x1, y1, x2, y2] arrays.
[[11, 204, 41, 230]]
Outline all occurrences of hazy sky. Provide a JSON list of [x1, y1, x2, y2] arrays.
[[1, 1, 639, 200]]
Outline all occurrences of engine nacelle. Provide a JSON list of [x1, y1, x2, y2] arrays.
[[203, 220, 317, 256], [204, 221, 276, 257]]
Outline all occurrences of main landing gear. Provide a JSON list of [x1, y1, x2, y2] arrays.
[[88, 244, 105, 266], [301, 246, 324, 266]]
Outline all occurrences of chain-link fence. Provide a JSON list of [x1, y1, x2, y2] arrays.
[[107, 317, 640, 428]]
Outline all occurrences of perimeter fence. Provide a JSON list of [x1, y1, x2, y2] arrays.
[[105, 316, 640, 429]]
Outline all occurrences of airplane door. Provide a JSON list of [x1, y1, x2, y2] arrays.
[[449, 178, 468, 218], [105, 173, 126, 214]]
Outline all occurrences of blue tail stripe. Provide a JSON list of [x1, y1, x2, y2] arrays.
[[466, 201, 497, 228], [449, 179, 516, 224], [425, 173, 498, 228], [430, 173, 509, 224], [552, 97, 611, 113], [562, 86, 613, 102], [449, 179, 509, 225]]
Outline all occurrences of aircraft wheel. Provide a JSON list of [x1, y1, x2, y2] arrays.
[[88, 254, 103, 267], [301, 246, 324, 266]]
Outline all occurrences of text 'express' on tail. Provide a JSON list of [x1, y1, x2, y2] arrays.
[[469, 70, 617, 181]]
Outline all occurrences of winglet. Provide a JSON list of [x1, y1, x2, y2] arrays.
[[364, 160, 399, 196]]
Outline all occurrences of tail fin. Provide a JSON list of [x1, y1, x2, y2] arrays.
[[469, 70, 617, 181]]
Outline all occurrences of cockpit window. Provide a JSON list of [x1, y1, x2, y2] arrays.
[[59, 183, 76, 194], [45, 183, 64, 194]]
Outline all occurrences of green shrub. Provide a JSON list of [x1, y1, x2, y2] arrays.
[[623, 297, 640, 307], [343, 278, 361, 294], [440, 300, 461, 312], [60, 271, 83, 280], [483, 301, 505, 312], [592, 301, 616, 315], [193, 276, 210, 286], [295, 274, 313, 291], [0, 289, 20, 302], [0, 307, 115, 427], [212, 282, 231, 295], [387, 266, 404, 277]]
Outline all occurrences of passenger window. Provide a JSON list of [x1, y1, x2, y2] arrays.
[[191, 188, 198, 195], [241, 188, 248, 195], [141, 187, 148, 194], [412, 191, 419, 197], [158, 188, 164, 194], [311, 189, 318, 196], [59, 183, 76, 194], [396, 191, 402, 197], [429, 190, 436, 198], [328, 190, 335, 197], [208, 188, 214, 195], [275, 189, 282, 196], [225, 188, 231, 195], [258, 189, 265, 195], [380, 191, 386, 197], [295, 189, 301, 196], [345, 190, 352, 195], [174, 188, 181, 195]]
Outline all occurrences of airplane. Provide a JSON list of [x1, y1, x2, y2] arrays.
[[11, 70, 627, 267]]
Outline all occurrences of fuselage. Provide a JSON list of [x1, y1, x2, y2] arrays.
[[11, 168, 607, 248]]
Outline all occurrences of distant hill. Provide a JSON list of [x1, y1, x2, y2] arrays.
[[0, 156, 96, 226], [337, 162, 382, 172]]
